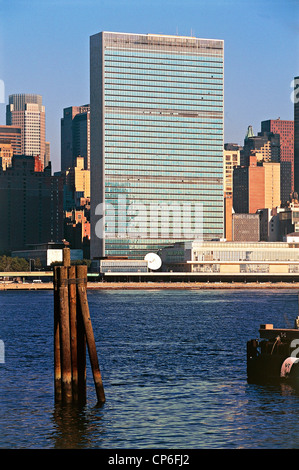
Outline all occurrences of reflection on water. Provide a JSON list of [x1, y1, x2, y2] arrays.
[[2, 289, 299, 448], [52, 403, 105, 449]]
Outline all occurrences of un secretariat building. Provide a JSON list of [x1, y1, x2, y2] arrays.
[[90, 31, 224, 260]]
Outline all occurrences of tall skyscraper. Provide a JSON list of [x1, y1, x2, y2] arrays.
[[61, 105, 90, 171], [6, 94, 47, 168], [261, 119, 294, 203], [294, 76, 299, 195], [90, 31, 224, 259]]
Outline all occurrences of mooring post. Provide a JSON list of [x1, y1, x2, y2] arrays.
[[54, 266, 62, 402], [54, 252, 104, 405], [63, 247, 71, 267], [76, 265, 87, 403], [68, 265, 78, 402], [59, 265, 73, 403], [77, 265, 105, 405]]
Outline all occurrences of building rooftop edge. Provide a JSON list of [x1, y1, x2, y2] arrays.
[[91, 31, 224, 43], [164, 240, 299, 246]]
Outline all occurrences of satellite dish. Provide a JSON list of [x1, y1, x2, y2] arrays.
[[144, 253, 162, 271]]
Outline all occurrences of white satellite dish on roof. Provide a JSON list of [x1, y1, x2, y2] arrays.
[[144, 253, 162, 271]]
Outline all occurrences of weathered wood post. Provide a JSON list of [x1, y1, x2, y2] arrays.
[[63, 247, 71, 268], [77, 265, 105, 405], [54, 249, 105, 405], [54, 266, 62, 402], [59, 264, 73, 403], [68, 265, 78, 402], [76, 265, 87, 404]]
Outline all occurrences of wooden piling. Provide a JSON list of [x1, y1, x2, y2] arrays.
[[54, 249, 105, 405], [77, 275, 106, 405], [63, 247, 71, 267], [68, 265, 78, 401], [59, 265, 72, 403], [54, 266, 62, 402], [76, 265, 87, 404]]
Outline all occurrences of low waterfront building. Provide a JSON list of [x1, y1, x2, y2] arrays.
[[11, 242, 83, 268], [279, 199, 299, 239], [159, 240, 299, 275], [99, 259, 148, 273]]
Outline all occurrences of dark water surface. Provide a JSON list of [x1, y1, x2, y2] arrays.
[[1, 288, 299, 449]]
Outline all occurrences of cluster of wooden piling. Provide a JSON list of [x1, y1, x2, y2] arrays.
[[54, 248, 105, 405]]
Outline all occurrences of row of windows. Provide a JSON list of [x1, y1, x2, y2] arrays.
[[105, 71, 223, 83], [105, 78, 223, 90], [105, 180, 223, 188], [105, 61, 223, 78], [105, 218, 224, 229], [105, 169, 223, 178], [105, 62, 223, 76], [104, 149, 223, 157], [105, 189, 223, 198], [105, 115, 223, 125], [105, 51, 223, 62], [104, 93, 223, 105], [105, 92, 222, 106], [105, 86, 222, 98], [106, 50, 223, 63], [105, 152, 223, 162], [105, 101, 223, 113], [105, 163, 223, 172], [105, 200, 222, 209], [105, 74, 223, 86], [106, 180, 222, 188], [105, 137, 223, 146], [105, 83, 223, 97], [197, 250, 299, 262], [105, 122, 222, 130], [105, 127, 223, 136]]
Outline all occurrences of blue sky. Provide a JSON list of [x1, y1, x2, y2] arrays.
[[0, 0, 298, 172]]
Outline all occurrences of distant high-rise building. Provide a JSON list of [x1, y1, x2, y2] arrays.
[[0, 125, 22, 155], [223, 143, 241, 197], [294, 76, 299, 195], [233, 155, 280, 213], [241, 126, 280, 166], [90, 31, 224, 259], [62, 156, 90, 208], [0, 155, 63, 252], [233, 155, 265, 213], [261, 119, 294, 203], [60, 105, 90, 171], [45, 141, 50, 168], [6, 94, 47, 168], [0, 140, 14, 170]]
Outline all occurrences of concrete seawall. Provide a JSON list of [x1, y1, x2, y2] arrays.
[[1, 281, 299, 290]]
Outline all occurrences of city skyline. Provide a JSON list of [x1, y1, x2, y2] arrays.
[[0, 0, 298, 173]]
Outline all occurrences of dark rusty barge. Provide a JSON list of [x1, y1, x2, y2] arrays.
[[247, 318, 299, 386]]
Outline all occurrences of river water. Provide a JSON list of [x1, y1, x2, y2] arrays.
[[1, 288, 299, 449]]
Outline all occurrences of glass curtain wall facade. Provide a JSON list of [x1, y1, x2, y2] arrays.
[[294, 76, 299, 195], [90, 32, 224, 259]]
